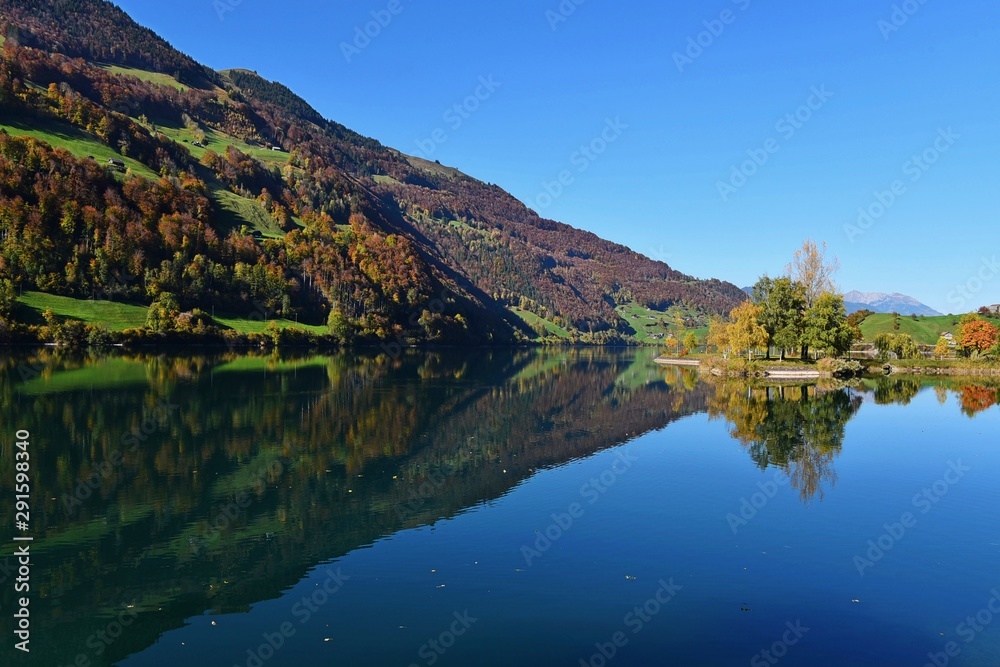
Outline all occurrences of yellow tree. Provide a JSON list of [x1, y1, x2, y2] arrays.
[[663, 335, 681, 356], [683, 332, 699, 354], [933, 337, 950, 360], [707, 316, 731, 357], [728, 301, 770, 361]]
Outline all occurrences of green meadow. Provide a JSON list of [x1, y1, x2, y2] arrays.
[[511, 307, 572, 340], [17, 291, 328, 336], [858, 313, 961, 345], [99, 63, 190, 92], [0, 112, 160, 179]]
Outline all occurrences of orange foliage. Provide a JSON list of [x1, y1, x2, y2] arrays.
[[960, 319, 999, 353], [960, 385, 999, 417]]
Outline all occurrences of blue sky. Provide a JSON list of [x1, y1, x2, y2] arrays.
[[115, 0, 1000, 313]]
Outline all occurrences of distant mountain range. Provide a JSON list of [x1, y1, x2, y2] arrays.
[[842, 291, 941, 316], [740, 287, 942, 316]]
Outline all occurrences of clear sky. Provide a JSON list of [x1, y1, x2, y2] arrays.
[[114, 0, 1000, 313]]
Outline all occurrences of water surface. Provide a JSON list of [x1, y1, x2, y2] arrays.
[[0, 350, 998, 666]]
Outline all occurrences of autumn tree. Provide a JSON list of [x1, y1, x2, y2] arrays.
[[728, 301, 770, 361], [707, 316, 730, 357], [145, 292, 180, 332], [959, 316, 999, 356], [872, 333, 894, 361], [683, 331, 699, 354], [934, 337, 950, 360], [0, 278, 15, 318], [847, 309, 874, 328], [786, 239, 840, 308]]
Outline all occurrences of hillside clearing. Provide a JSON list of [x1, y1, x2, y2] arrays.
[[859, 313, 962, 345], [511, 307, 572, 339], [0, 112, 160, 179], [616, 303, 709, 345], [18, 292, 148, 331], [153, 118, 291, 167], [209, 186, 288, 239], [99, 63, 190, 91], [16, 291, 328, 336]]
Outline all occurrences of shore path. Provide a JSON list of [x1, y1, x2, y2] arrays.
[[654, 357, 822, 379]]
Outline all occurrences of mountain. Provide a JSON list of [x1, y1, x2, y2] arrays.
[[0, 0, 745, 345], [842, 291, 941, 316]]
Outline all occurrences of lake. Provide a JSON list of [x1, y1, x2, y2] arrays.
[[1, 348, 998, 666]]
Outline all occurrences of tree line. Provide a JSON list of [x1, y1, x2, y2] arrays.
[[704, 240, 856, 361], [690, 240, 1000, 364]]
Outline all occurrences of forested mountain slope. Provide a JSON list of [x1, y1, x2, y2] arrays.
[[0, 0, 744, 344]]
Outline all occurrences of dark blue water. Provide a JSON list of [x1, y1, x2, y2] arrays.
[[1, 350, 998, 666]]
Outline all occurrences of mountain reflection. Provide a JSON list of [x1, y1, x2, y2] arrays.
[[0, 347, 702, 666], [0, 350, 995, 665]]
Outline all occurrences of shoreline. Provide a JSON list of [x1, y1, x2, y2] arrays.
[[655, 356, 1000, 379], [655, 356, 822, 379], [884, 365, 1000, 377]]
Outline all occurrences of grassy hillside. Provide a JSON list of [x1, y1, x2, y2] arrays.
[[16, 292, 326, 335], [0, 105, 293, 240], [859, 313, 962, 345], [153, 117, 290, 166], [510, 307, 571, 340], [209, 186, 288, 239], [18, 292, 148, 330], [100, 63, 190, 92], [209, 314, 328, 335], [616, 303, 709, 345], [0, 112, 160, 179]]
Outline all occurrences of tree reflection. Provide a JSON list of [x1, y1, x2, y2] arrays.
[[707, 381, 862, 503], [869, 376, 1000, 418], [0, 348, 707, 667], [872, 377, 921, 406], [959, 385, 999, 417]]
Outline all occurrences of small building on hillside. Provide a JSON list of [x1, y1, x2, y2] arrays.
[[271, 145, 284, 152], [990, 304, 1000, 314], [107, 158, 126, 171]]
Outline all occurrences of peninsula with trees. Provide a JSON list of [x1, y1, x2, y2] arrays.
[[659, 240, 1000, 376]]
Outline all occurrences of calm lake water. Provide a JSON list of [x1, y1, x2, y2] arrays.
[[1, 348, 998, 666]]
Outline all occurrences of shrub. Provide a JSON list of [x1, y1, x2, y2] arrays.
[[873, 332, 921, 360], [85, 323, 116, 346], [817, 358, 864, 378]]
